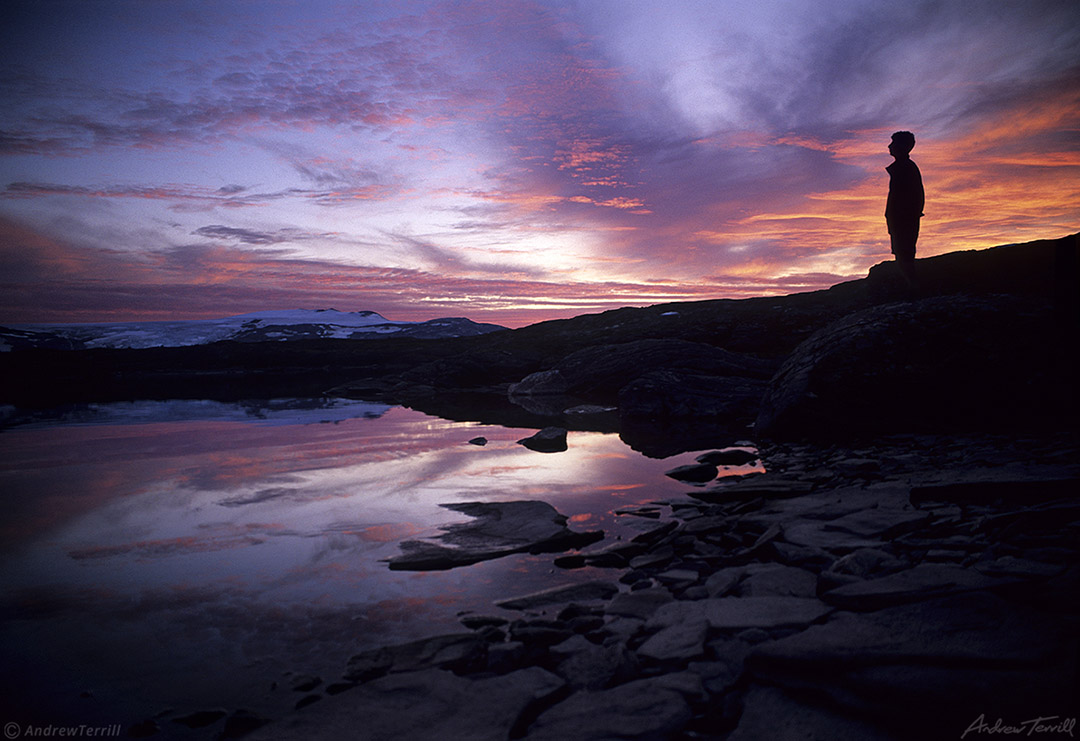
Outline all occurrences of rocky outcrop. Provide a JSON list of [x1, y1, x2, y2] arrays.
[[386, 501, 602, 570], [249, 432, 1078, 740], [508, 339, 776, 428], [755, 294, 1074, 439]]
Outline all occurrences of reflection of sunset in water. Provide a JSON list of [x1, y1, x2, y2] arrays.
[[0, 401, 761, 723]]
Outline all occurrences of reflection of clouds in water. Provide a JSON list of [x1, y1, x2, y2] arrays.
[[1, 401, 744, 721]]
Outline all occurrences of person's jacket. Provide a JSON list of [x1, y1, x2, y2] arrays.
[[885, 156, 924, 223]]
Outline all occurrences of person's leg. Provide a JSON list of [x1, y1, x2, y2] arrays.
[[890, 222, 918, 290]]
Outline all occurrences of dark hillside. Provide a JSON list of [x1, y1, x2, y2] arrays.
[[1, 233, 1075, 425]]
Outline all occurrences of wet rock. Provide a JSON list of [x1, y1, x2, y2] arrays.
[[705, 567, 745, 597], [254, 667, 565, 741], [510, 623, 575, 648], [665, 462, 719, 483], [601, 616, 645, 643], [508, 369, 569, 396], [459, 614, 509, 630], [697, 638, 751, 693], [510, 339, 774, 404], [604, 588, 674, 620], [496, 580, 619, 611], [344, 633, 486, 682], [618, 371, 767, 420], [697, 448, 759, 466], [517, 427, 568, 453], [627, 546, 674, 570], [648, 597, 832, 631], [524, 675, 693, 740], [818, 548, 906, 591], [822, 507, 930, 539], [467, 436, 488, 446], [655, 568, 700, 587], [704, 477, 814, 500], [552, 554, 586, 569], [821, 563, 1007, 610], [387, 501, 602, 570], [737, 565, 817, 598], [629, 520, 679, 545], [637, 619, 708, 662], [554, 641, 638, 690], [781, 521, 882, 552]]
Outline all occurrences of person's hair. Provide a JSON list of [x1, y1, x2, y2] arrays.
[[891, 130, 916, 154]]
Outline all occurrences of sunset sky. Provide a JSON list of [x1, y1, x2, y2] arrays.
[[2, 0, 1077, 328]]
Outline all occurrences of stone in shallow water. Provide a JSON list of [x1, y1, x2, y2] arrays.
[[517, 427, 568, 453], [665, 462, 718, 483], [387, 500, 602, 570], [496, 580, 619, 611], [697, 448, 759, 466], [252, 667, 565, 741], [344, 633, 486, 682]]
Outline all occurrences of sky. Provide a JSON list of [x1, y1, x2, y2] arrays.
[[1, 0, 1077, 328]]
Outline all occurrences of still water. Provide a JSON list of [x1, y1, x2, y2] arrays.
[[0, 399, 757, 730]]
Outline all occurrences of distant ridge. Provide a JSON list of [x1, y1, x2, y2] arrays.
[[0, 309, 507, 351]]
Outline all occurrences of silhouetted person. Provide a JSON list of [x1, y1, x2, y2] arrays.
[[886, 130, 924, 288]]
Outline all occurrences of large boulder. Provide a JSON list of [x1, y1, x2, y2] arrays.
[[509, 339, 775, 402], [755, 294, 1073, 439], [618, 370, 767, 420]]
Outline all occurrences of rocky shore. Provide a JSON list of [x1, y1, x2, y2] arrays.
[[243, 431, 1078, 740], [234, 236, 1078, 739], [11, 234, 1077, 738]]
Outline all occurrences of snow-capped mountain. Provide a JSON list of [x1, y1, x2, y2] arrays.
[[0, 309, 507, 351]]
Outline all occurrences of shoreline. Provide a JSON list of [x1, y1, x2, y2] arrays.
[[241, 430, 1079, 740]]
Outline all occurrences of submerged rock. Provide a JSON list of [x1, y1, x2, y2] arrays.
[[387, 501, 602, 570]]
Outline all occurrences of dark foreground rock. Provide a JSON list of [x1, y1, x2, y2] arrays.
[[755, 293, 1075, 439], [386, 501, 602, 570], [253, 432, 1077, 741], [251, 666, 565, 741]]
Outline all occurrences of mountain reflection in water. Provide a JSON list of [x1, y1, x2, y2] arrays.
[[0, 399, 761, 729]]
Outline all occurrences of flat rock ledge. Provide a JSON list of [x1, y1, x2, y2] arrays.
[[247, 433, 1078, 741], [387, 500, 602, 570]]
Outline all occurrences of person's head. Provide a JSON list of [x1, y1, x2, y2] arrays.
[[889, 131, 915, 157]]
